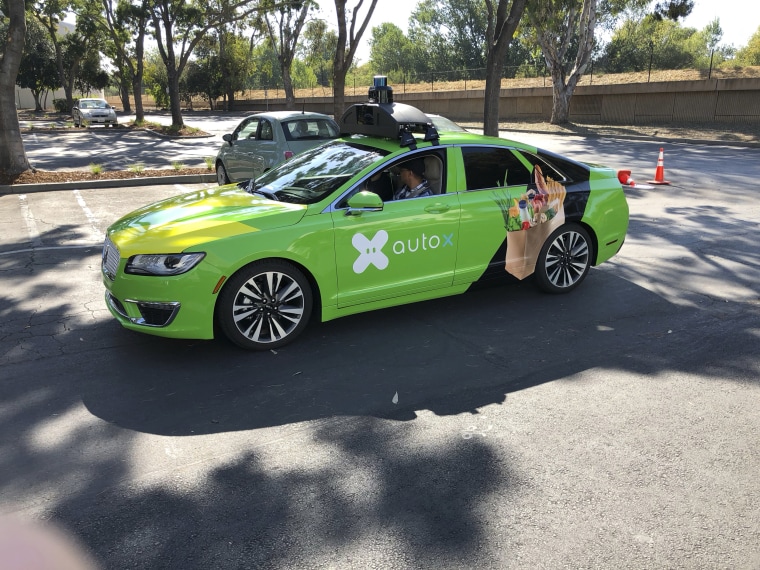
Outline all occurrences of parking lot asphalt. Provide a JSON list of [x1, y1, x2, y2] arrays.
[[2, 131, 759, 568]]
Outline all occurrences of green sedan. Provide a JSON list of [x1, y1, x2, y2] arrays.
[[102, 91, 629, 350]]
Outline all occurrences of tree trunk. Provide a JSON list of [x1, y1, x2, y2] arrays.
[[0, 0, 32, 180], [32, 89, 44, 112], [283, 67, 295, 110], [550, 82, 572, 124], [133, 36, 145, 123], [483, 49, 501, 137], [483, 0, 527, 137], [119, 78, 132, 113], [332, 67, 346, 120]]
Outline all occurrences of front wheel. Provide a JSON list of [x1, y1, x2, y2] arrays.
[[216, 162, 230, 185], [217, 260, 313, 350], [534, 224, 592, 294]]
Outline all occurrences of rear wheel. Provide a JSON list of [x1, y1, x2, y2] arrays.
[[217, 260, 313, 350], [534, 224, 592, 294], [216, 162, 230, 185]]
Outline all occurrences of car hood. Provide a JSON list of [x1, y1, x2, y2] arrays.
[[107, 186, 307, 256]]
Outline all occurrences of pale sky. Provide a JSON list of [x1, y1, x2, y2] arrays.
[[318, 0, 759, 64]]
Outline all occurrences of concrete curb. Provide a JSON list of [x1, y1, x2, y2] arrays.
[[0, 173, 217, 195], [19, 126, 216, 140]]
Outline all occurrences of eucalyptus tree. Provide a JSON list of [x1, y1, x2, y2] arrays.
[[300, 19, 336, 87], [408, 0, 490, 76], [102, 0, 150, 120], [525, 0, 599, 124], [29, 0, 74, 108], [0, 0, 32, 180], [368, 22, 414, 81], [483, 0, 527, 136], [16, 17, 59, 111], [332, 0, 378, 118], [261, 0, 314, 109], [30, 0, 106, 111], [149, 0, 269, 129]]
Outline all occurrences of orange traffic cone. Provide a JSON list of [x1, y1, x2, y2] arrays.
[[617, 169, 636, 187], [647, 147, 670, 185]]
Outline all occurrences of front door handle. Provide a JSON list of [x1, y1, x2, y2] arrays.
[[424, 203, 451, 214]]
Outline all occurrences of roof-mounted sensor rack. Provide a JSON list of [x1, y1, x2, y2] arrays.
[[339, 76, 439, 149]]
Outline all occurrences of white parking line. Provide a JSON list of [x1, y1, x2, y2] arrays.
[[73, 189, 102, 240], [18, 194, 43, 247]]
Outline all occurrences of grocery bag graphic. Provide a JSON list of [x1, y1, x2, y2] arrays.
[[494, 164, 567, 280]]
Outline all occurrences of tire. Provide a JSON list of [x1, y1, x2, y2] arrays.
[[216, 162, 230, 185], [217, 260, 313, 350], [534, 223, 592, 294]]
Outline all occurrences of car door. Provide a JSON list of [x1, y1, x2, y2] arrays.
[[225, 117, 260, 181], [454, 145, 551, 284], [241, 118, 280, 177], [330, 151, 460, 309]]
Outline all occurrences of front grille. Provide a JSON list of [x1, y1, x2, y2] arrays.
[[102, 236, 120, 280]]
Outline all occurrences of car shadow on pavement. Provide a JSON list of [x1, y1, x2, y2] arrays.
[[72, 265, 760, 437]]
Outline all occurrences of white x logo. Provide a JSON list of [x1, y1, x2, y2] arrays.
[[352, 231, 389, 273]]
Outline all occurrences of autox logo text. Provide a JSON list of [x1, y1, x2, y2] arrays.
[[352, 230, 454, 274]]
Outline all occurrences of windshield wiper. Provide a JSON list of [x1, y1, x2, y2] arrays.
[[244, 178, 278, 201]]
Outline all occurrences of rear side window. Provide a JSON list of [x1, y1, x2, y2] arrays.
[[283, 119, 340, 141], [462, 146, 531, 190]]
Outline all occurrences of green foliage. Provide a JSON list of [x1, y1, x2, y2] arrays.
[[300, 19, 336, 86], [16, 17, 59, 109], [143, 50, 169, 108], [369, 22, 415, 77], [600, 15, 738, 73], [53, 98, 69, 112], [734, 26, 760, 66], [408, 0, 489, 77], [651, 0, 694, 21]]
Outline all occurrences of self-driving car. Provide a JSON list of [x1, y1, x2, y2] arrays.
[[103, 78, 629, 350]]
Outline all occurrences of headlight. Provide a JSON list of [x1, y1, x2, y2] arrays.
[[125, 253, 205, 276]]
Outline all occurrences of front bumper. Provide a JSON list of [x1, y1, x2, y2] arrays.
[[105, 293, 181, 327]]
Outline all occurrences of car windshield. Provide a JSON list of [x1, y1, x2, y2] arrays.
[[248, 141, 389, 204], [81, 100, 108, 109], [429, 114, 467, 132]]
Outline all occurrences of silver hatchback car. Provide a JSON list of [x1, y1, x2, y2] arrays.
[[215, 111, 340, 185]]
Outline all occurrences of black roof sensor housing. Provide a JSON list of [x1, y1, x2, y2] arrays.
[[339, 76, 439, 148]]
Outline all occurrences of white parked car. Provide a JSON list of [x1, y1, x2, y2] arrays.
[[72, 98, 118, 128], [215, 111, 340, 185]]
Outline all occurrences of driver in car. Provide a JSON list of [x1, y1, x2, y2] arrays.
[[394, 158, 432, 200]]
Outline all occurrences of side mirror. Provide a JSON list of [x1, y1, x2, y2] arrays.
[[346, 190, 383, 216], [223, 133, 234, 145]]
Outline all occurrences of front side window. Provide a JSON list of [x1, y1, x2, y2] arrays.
[[235, 118, 259, 140]]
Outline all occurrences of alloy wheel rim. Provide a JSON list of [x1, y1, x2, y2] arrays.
[[544, 231, 589, 288], [231, 271, 305, 344]]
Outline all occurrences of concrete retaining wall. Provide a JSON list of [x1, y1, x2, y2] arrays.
[[235, 78, 760, 125]]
